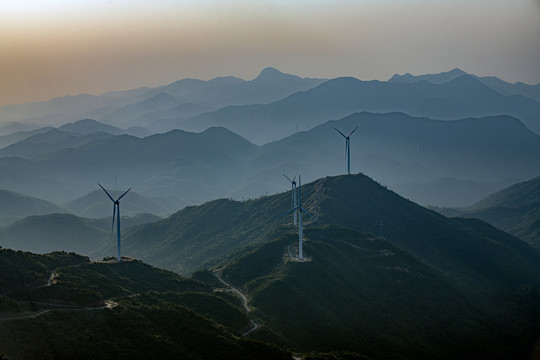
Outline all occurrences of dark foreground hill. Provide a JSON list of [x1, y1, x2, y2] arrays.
[[435, 176, 540, 248], [0, 249, 290, 360], [218, 226, 540, 359], [124, 174, 540, 290]]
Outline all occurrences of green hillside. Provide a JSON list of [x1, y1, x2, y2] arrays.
[[125, 174, 540, 289], [124, 194, 292, 274], [0, 249, 290, 360], [219, 226, 540, 359]]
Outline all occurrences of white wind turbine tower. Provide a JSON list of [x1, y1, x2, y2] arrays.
[[334, 126, 358, 175], [280, 175, 317, 260], [99, 183, 131, 262], [283, 173, 298, 226]]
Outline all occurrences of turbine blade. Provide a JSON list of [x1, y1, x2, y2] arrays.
[[276, 206, 300, 220], [98, 183, 115, 202], [293, 170, 298, 182], [300, 206, 320, 224], [283, 174, 293, 183], [117, 187, 131, 201], [334, 128, 347, 138], [111, 205, 116, 235], [348, 126, 358, 137]]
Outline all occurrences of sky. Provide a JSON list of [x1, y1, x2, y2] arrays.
[[1, 0, 540, 106]]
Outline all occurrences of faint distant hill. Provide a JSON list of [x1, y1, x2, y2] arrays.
[[0, 67, 325, 134], [435, 176, 540, 248], [0, 119, 149, 153], [64, 189, 186, 218], [0, 128, 115, 159], [248, 112, 540, 206], [389, 67, 469, 84], [0, 112, 539, 208], [0, 189, 66, 226], [171, 73, 540, 144], [0, 213, 108, 256], [0, 126, 54, 148], [57, 118, 124, 134], [389, 68, 540, 102], [108, 67, 326, 128], [0, 212, 161, 258]]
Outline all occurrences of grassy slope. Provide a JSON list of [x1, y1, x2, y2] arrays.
[[0, 249, 290, 360], [126, 174, 540, 290], [221, 226, 540, 360]]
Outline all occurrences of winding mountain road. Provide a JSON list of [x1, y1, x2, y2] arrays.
[[213, 270, 259, 336]]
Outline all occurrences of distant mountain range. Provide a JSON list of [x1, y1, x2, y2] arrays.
[[2, 67, 539, 144], [0, 189, 65, 226], [0, 67, 326, 131], [168, 72, 540, 145], [0, 67, 539, 209], [0, 112, 538, 208], [389, 67, 540, 102]]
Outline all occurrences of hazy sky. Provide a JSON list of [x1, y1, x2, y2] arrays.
[[1, 0, 539, 106]]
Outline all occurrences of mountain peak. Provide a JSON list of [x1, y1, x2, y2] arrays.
[[253, 67, 299, 83], [389, 68, 469, 84], [58, 118, 122, 135]]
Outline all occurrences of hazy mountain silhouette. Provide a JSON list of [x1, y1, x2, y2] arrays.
[[249, 112, 540, 206], [0, 112, 538, 207], [36, 127, 256, 202], [435, 176, 540, 248], [100, 92, 181, 126], [0, 119, 148, 155], [64, 189, 186, 218], [172, 74, 540, 144], [389, 67, 468, 84], [0, 212, 161, 257], [0, 129, 115, 159], [0, 189, 65, 226], [389, 68, 540, 102], [57, 118, 124, 134], [0, 126, 54, 148]]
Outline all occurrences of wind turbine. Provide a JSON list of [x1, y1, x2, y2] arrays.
[[99, 183, 131, 262], [279, 175, 317, 260], [283, 173, 298, 226], [334, 126, 358, 175]]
